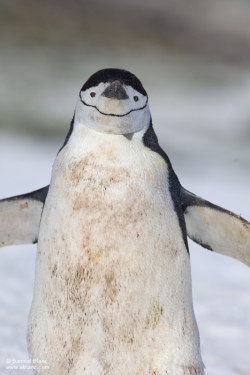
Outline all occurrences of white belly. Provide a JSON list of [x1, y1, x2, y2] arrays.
[[27, 127, 203, 375]]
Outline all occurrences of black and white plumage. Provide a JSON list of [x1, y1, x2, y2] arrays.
[[0, 69, 249, 375]]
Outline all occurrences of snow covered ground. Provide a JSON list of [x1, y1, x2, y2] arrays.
[[0, 131, 249, 375]]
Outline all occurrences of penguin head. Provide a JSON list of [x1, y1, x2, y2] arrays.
[[75, 69, 150, 135]]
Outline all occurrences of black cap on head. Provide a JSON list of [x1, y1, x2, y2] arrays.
[[81, 68, 147, 96]]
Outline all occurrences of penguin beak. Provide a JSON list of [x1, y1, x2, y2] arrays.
[[101, 80, 129, 100]]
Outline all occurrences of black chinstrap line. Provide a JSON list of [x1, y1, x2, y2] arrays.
[[79, 94, 148, 117]]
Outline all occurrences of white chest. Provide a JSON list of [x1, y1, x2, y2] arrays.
[[28, 128, 203, 375]]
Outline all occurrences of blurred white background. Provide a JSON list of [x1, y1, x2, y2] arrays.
[[0, 1, 250, 374]]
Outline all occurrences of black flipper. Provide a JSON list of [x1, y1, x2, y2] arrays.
[[0, 186, 49, 248], [181, 187, 250, 267]]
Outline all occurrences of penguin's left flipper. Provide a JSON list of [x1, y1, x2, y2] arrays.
[[181, 187, 250, 267], [0, 186, 49, 248]]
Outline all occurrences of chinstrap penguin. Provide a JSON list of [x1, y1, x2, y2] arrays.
[[0, 68, 250, 375]]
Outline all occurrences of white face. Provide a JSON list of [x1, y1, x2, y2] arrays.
[[74, 81, 150, 135]]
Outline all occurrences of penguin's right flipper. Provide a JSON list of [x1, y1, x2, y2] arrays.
[[181, 187, 250, 267], [0, 186, 49, 248]]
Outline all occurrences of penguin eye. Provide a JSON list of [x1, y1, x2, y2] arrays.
[[134, 96, 139, 102], [90, 92, 96, 98]]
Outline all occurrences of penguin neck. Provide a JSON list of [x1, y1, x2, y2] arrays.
[[66, 120, 149, 153]]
